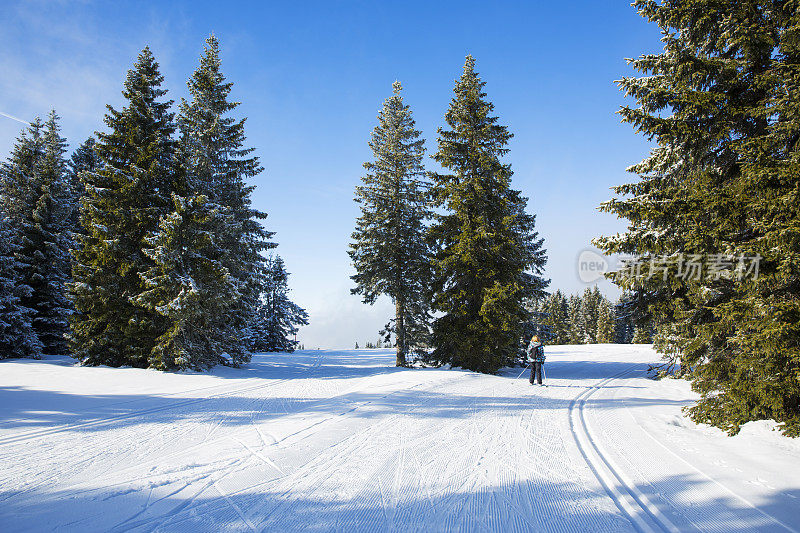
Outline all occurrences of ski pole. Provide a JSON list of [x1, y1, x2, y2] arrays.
[[542, 365, 546, 382], [516, 363, 531, 379]]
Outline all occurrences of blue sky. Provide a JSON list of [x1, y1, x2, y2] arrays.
[[0, 1, 663, 348]]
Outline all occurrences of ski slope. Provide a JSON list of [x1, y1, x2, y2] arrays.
[[1, 345, 798, 532]]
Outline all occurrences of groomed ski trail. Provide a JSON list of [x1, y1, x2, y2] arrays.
[[1, 346, 798, 532]]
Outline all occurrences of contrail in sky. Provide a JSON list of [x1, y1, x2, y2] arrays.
[[0, 111, 31, 125]]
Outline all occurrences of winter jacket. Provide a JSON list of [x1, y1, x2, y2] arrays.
[[526, 341, 545, 363]]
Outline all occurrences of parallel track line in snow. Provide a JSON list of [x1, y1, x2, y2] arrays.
[[569, 368, 681, 533], [0, 353, 334, 447], [0, 359, 377, 506], [470, 384, 538, 532], [248, 375, 498, 530], [211, 479, 258, 532], [16, 376, 446, 507], [39, 374, 468, 532], [0, 376, 297, 446], [615, 369, 800, 533]]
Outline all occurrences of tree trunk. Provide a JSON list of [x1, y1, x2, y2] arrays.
[[395, 298, 406, 367]]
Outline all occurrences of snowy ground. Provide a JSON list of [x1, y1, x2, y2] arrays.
[[1, 345, 799, 532]]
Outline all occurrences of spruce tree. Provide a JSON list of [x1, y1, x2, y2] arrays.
[[567, 295, 584, 345], [596, 298, 616, 343], [542, 290, 570, 344], [177, 35, 274, 363], [349, 80, 432, 366], [0, 120, 43, 356], [32, 111, 73, 353], [134, 191, 242, 369], [522, 297, 551, 347], [0, 113, 72, 354], [67, 137, 99, 236], [580, 287, 602, 343], [250, 255, 309, 353], [613, 293, 636, 344], [70, 47, 177, 367], [0, 212, 41, 359], [428, 56, 548, 373], [596, 2, 800, 435]]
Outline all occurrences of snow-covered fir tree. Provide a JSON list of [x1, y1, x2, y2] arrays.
[[133, 35, 274, 370], [32, 112, 73, 353], [349, 81, 432, 366], [567, 295, 583, 345], [0, 212, 41, 359], [0, 112, 72, 354], [613, 292, 636, 344], [579, 286, 602, 343], [66, 137, 99, 237], [249, 255, 308, 353], [134, 192, 244, 370], [70, 47, 178, 367], [427, 56, 548, 373], [522, 297, 552, 349], [595, 1, 800, 435], [540, 290, 570, 345], [596, 298, 616, 343], [177, 34, 275, 363]]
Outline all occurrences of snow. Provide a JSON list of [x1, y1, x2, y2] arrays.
[[1, 345, 798, 532]]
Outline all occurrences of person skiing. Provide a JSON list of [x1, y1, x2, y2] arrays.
[[526, 335, 545, 385]]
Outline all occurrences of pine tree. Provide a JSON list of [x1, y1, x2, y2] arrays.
[[349, 81, 432, 366], [523, 297, 551, 345], [177, 34, 275, 363], [579, 287, 603, 343], [596, 298, 616, 343], [250, 255, 309, 353], [614, 293, 636, 344], [541, 290, 570, 344], [0, 212, 41, 359], [567, 295, 584, 344], [595, 2, 800, 435], [67, 137, 99, 236], [631, 325, 652, 344], [70, 47, 177, 367], [134, 191, 242, 370], [32, 112, 73, 353], [428, 56, 548, 373], [0, 113, 72, 354]]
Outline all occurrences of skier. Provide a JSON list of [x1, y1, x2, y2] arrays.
[[526, 335, 545, 385]]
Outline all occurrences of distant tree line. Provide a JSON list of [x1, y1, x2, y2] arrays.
[[355, 339, 388, 350], [526, 287, 653, 346], [0, 36, 307, 370]]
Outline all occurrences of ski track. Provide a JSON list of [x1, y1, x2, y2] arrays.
[[0, 351, 372, 502], [569, 368, 683, 533], [0, 350, 327, 447], [0, 377, 297, 446], [1, 346, 798, 532], [598, 370, 800, 533]]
